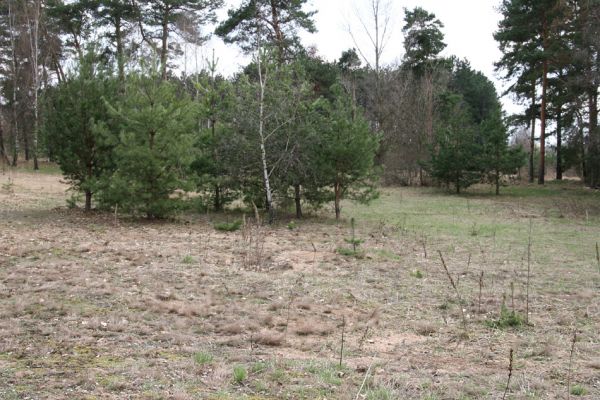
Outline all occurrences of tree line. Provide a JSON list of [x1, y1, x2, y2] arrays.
[[3, 0, 592, 219], [495, 0, 600, 186]]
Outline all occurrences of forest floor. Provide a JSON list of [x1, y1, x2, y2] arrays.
[[1, 166, 599, 399]]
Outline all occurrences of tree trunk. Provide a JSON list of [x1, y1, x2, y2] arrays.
[[0, 120, 8, 164], [588, 88, 599, 187], [24, 135, 29, 161], [256, 40, 274, 224], [26, 0, 41, 170], [538, 58, 548, 185], [529, 83, 536, 183], [334, 181, 341, 220], [160, 8, 170, 81], [116, 15, 125, 86], [294, 183, 302, 219], [495, 169, 500, 195], [85, 190, 92, 212], [556, 107, 562, 180], [8, 0, 19, 167], [456, 174, 460, 194], [269, 0, 285, 62], [214, 184, 221, 212]]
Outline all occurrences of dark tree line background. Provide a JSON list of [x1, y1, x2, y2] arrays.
[[0, 0, 596, 219]]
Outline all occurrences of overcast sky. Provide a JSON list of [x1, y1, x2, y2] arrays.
[[195, 0, 521, 114]]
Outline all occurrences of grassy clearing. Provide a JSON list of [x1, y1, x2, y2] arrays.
[[0, 170, 599, 399]]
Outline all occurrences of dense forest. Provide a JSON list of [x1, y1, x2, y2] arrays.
[[0, 0, 598, 220]]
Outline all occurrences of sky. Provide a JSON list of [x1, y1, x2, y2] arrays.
[[194, 0, 521, 114]]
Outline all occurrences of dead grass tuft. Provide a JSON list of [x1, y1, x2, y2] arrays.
[[254, 330, 285, 346]]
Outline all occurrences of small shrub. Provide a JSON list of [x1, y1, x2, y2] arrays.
[[66, 192, 82, 209], [181, 255, 195, 264], [337, 247, 365, 259], [570, 385, 586, 396], [2, 179, 15, 194], [287, 221, 297, 230], [410, 269, 424, 279], [214, 220, 242, 232], [193, 352, 213, 365], [486, 303, 525, 329], [233, 365, 247, 384]]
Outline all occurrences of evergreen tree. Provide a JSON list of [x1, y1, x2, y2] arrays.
[[99, 68, 196, 218], [481, 109, 525, 194], [43, 49, 118, 211], [429, 93, 481, 194], [313, 85, 380, 220], [402, 6, 446, 74], [135, 0, 223, 80], [495, 0, 567, 184], [215, 0, 316, 61]]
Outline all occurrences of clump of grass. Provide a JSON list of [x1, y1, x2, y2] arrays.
[[570, 385, 586, 396], [410, 269, 424, 279], [486, 302, 525, 329], [337, 247, 365, 258], [233, 365, 247, 384], [214, 220, 242, 232], [287, 221, 297, 230], [181, 255, 195, 264], [193, 351, 213, 365]]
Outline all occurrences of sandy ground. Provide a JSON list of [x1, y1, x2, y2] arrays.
[[0, 170, 599, 399]]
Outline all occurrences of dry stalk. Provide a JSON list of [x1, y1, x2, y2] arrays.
[[339, 315, 346, 368], [358, 326, 370, 351], [526, 218, 532, 324], [510, 281, 515, 314], [283, 274, 304, 339], [502, 348, 514, 400], [478, 271, 484, 314], [567, 329, 578, 400], [355, 363, 373, 400], [596, 242, 600, 272], [438, 250, 468, 337]]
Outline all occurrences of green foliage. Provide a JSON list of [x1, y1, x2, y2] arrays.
[[402, 7, 446, 73], [287, 221, 297, 230], [429, 93, 482, 193], [410, 269, 424, 279], [232, 365, 247, 384], [312, 85, 380, 218], [215, 0, 316, 58], [429, 61, 524, 194], [193, 352, 213, 365], [43, 49, 119, 210], [570, 385, 587, 396], [97, 67, 196, 218], [486, 302, 525, 330], [213, 220, 242, 232], [336, 247, 365, 259], [181, 255, 195, 264]]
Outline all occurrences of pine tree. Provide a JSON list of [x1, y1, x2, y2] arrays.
[[135, 0, 223, 80], [100, 67, 196, 218], [429, 93, 481, 194], [215, 0, 316, 61], [43, 49, 118, 211], [495, 0, 567, 184], [313, 85, 380, 220]]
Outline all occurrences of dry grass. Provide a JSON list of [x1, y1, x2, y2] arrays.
[[0, 170, 599, 399]]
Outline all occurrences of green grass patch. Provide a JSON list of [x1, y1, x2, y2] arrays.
[[214, 220, 242, 232]]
